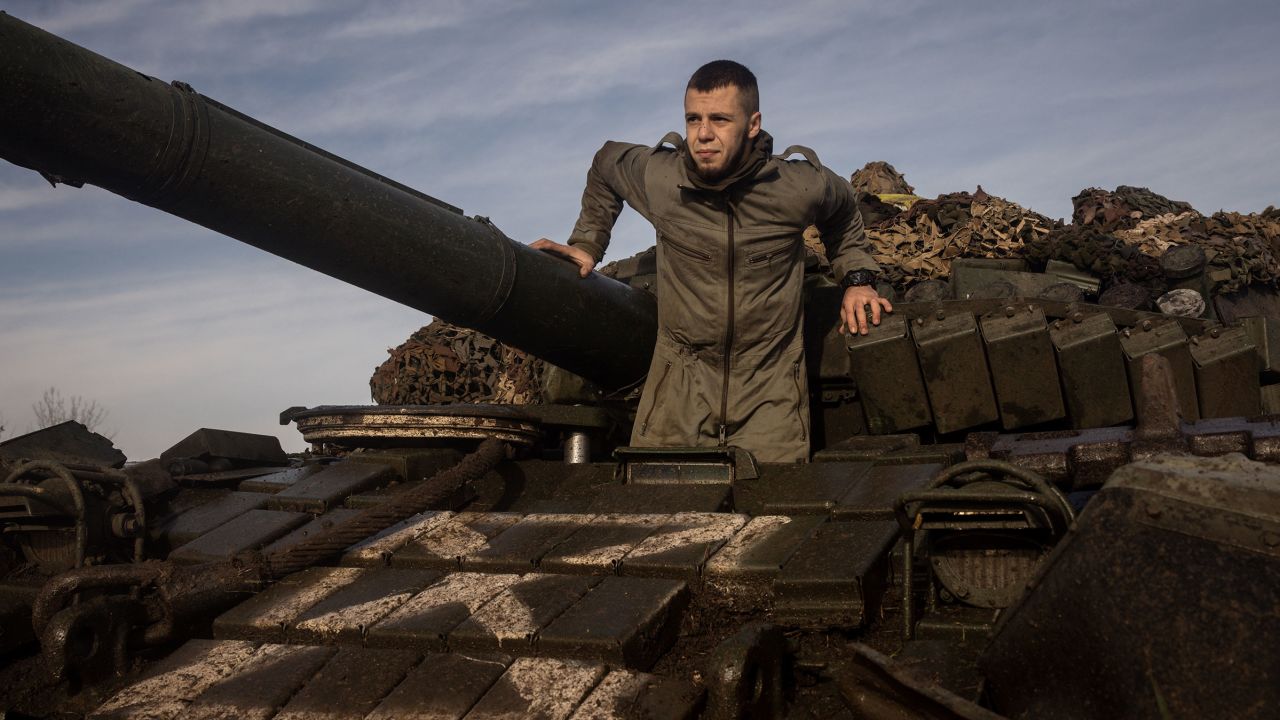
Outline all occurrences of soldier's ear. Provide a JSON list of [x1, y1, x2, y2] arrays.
[[748, 111, 761, 138]]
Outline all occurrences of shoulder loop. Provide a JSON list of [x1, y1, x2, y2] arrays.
[[777, 144, 823, 170], [654, 131, 686, 154]]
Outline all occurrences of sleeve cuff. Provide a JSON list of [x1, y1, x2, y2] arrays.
[[567, 236, 606, 263]]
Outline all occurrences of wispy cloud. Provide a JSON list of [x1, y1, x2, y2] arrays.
[[22, 0, 160, 34]]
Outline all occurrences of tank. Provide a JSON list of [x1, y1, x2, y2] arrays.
[[1, 11, 1278, 719]]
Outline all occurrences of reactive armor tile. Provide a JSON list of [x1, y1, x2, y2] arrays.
[[273, 646, 421, 720], [213, 566, 365, 642], [538, 577, 690, 669], [183, 643, 336, 720], [261, 508, 360, 555], [980, 305, 1066, 429], [539, 514, 669, 574], [1189, 324, 1261, 418], [703, 515, 825, 602], [236, 465, 320, 494], [450, 573, 602, 653], [1049, 311, 1133, 429], [465, 656, 607, 720], [845, 314, 933, 434], [366, 652, 512, 720], [773, 520, 898, 628], [267, 461, 395, 513], [157, 491, 271, 547], [1118, 318, 1200, 421], [168, 509, 310, 564], [733, 462, 872, 515], [568, 669, 703, 720], [341, 511, 454, 567], [463, 513, 598, 573], [366, 572, 522, 652], [585, 483, 731, 513], [619, 512, 748, 579], [832, 463, 941, 521], [912, 312, 999, 434], [392, 512, 522, 569], [290, 568, 442, 644], [91, 639, 259, 720]]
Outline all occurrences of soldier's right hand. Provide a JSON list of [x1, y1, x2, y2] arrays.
[[531, 238, 597, 278]]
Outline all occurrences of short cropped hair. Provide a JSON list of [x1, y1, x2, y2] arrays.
[[687, 60, 759, 114]]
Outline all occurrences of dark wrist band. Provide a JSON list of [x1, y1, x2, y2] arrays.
[[840, 269, 877, 290]]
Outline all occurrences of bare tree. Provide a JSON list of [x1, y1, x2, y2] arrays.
[[32, 387, 110, 434]]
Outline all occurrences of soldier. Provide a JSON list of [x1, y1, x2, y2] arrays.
[[534, 60, 890, 463]]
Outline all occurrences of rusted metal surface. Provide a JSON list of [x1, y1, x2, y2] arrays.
[[289, 405, 543, 448], [1119, 317, 1200, 421]]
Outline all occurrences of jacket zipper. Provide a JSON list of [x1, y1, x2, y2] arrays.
[[640, 360, 672, 436], [793, 361, 807, 441], [719, 203, 735, 446]]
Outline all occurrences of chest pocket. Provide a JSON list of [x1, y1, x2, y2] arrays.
[[660, 234, 712, 265], [745, 237, 797, 268]]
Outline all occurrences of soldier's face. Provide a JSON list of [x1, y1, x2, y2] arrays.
[[684, 85, 761, 182]]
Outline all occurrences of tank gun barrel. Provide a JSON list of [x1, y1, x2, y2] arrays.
[[0, 12, 656, 390]]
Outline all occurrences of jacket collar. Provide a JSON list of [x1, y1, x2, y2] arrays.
[[656, 130, 780, 192]]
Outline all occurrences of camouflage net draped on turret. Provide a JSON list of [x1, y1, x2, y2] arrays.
[[860, 187, 1059, 291], [370, 320, 546, 405], [371, 164, 1280, 405], [1040, 187, 1280, 293], [843, 169, 1280, 296]]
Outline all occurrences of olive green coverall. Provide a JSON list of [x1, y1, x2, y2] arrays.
[[568, 131, 880, 463]]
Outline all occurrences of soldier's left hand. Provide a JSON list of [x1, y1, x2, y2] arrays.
[[839, 286, 893, 336]]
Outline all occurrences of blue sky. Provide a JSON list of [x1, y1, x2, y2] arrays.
[[2, 0, 1278, 458]]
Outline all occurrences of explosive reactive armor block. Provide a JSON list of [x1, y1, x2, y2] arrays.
[[846, 314, 932, 435], [979, 305, 1066, 430], [1049, 311, 1133, 429], [1189, 324, 1261, 418], [913, 312, 998, 434], [1118, 319, 1200, 421]]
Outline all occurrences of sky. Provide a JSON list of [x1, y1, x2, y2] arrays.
[[1, 0, 1278, 459]]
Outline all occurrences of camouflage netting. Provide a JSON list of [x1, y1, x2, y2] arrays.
[[851, 161, 914, 195], [1032, 185, 1280, 293], [372, 163, 1280, 404], [862, 187, 1058, 291], [1072, 185, 1194, 232], [370, 319, 546, 405], [1111, 209, 1280, 293]]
